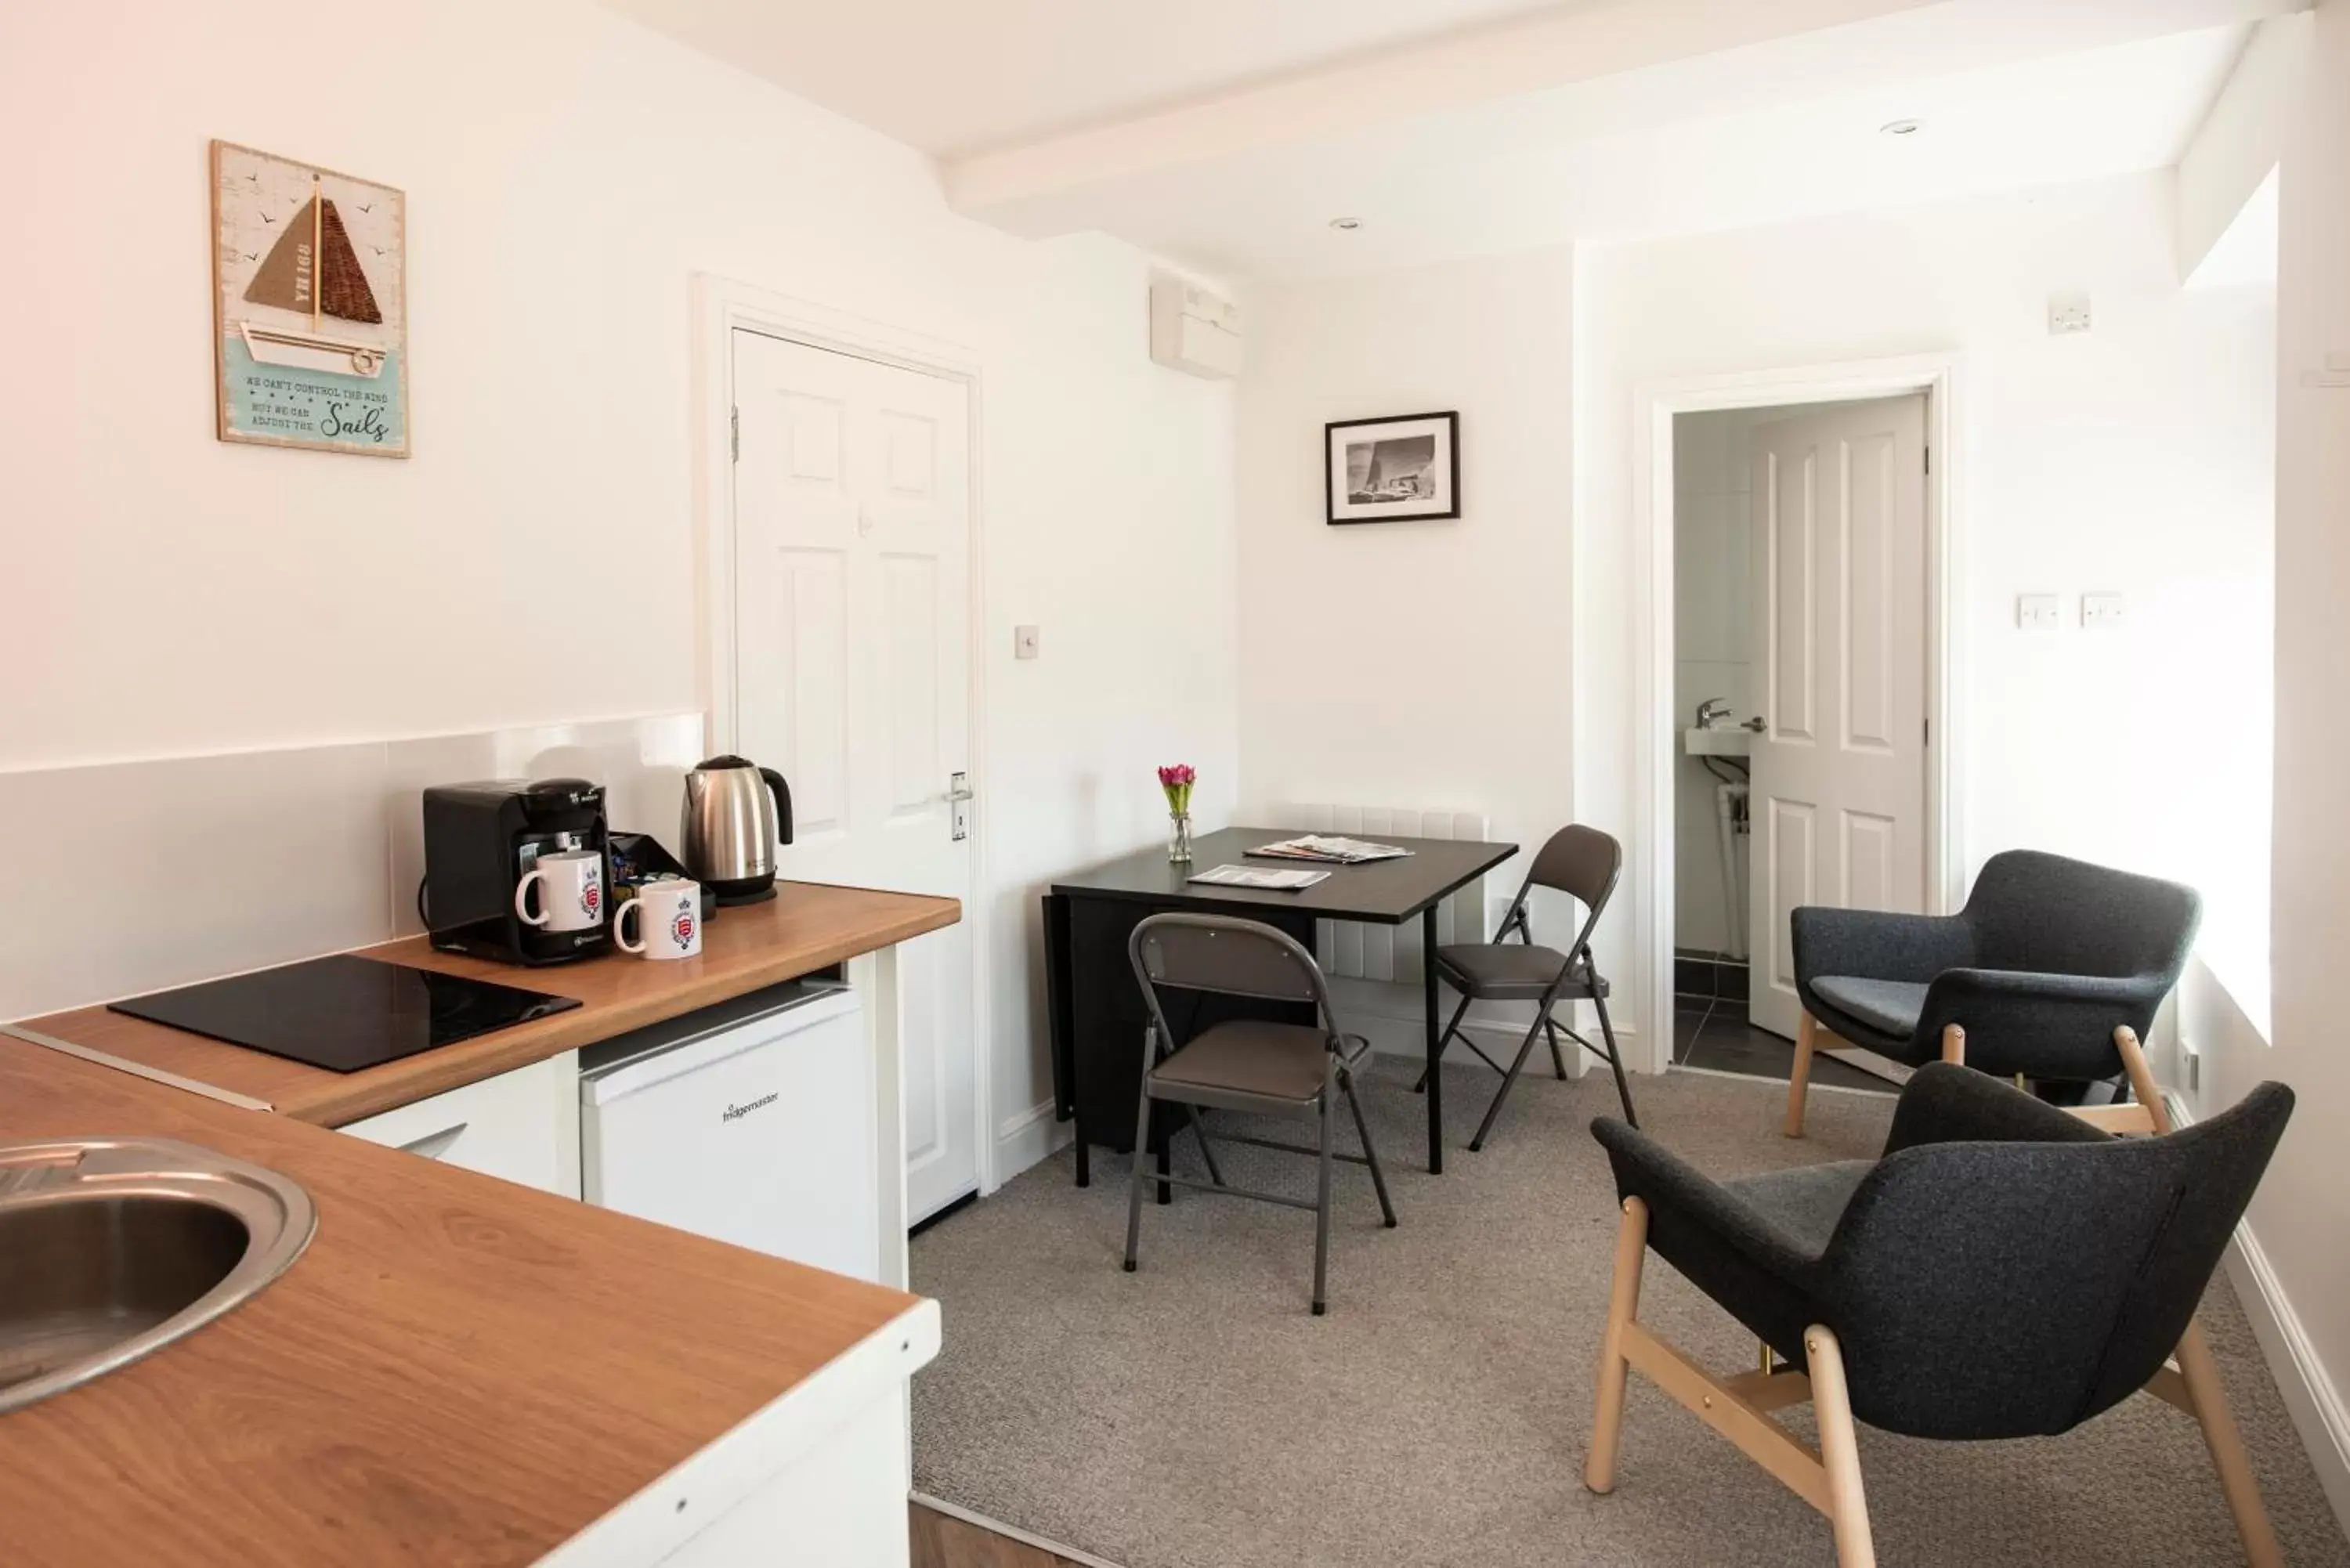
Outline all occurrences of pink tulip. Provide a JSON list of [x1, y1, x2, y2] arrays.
[[1157, 763, 1196, 814]]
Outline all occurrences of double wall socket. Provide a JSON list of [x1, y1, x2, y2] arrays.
[[2016, 593, 2127, 630]]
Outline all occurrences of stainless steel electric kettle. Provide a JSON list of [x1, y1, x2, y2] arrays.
[[680, 755, 793, 905]]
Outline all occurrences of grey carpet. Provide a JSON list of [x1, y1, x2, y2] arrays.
[[911, 1062, 2350, 1568]]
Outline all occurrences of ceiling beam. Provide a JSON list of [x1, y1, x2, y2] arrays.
[[946, 0, 2308, 238], [945, 0, 1939, 218]]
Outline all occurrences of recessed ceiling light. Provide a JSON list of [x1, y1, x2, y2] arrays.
[[1880, 118, 1923, 137], [1329, 217, 1362, 231]]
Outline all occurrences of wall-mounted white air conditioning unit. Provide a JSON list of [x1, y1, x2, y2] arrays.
[[1148, 273, 1242, 380]]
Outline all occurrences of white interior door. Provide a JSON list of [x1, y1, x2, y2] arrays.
[[731, 329, 978, 1223], [1746, 395, 1928, 1039]]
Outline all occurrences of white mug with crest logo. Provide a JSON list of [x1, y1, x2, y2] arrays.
[[616, 878, 702, 960], [515, 847, 605, 932]]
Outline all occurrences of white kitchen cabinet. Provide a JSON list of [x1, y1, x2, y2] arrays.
[[580, 983, 880, 1283], [537, 1302, 939, 1568], [340, 1050, 581, 1198]]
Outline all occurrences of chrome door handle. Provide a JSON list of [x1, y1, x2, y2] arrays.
[[947, 771, 972, 841], [1741, 717, 1767, 732]]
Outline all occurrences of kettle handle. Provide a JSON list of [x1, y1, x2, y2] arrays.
[[759, 768, 794, 847]]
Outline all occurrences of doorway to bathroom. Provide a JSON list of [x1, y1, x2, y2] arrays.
[[1666, 392, 1936, 1089]]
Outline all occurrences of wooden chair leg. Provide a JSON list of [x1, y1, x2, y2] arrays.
[[1784, 1013, 1818, 1139], [1940, 1022, 1965, 1064], [2114, 1025, 2174, 1134], [2175, 1316, 2284, 1568], [1585, 1197, 1649, 1494], [1803, 1325, 1877, 1568]]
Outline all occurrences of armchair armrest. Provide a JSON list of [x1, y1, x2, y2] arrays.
[[1791, 906, 1973, 989], [1589, 1118, 1819, 1283], [1880, 1062, 2112, 1157], [1915, 968, 2166, 1082]]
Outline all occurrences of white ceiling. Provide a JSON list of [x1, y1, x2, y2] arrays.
[[599, 0, 1600, 157], [1032, 23, 2252, 280], [603, 0, 2292, 281]]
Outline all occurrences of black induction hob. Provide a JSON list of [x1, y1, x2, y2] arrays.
[[108, 955, 583, 1074]]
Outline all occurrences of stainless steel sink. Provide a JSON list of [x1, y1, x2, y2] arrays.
[[0, 1138, 316, 1414]]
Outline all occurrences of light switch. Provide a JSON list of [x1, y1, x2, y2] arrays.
[[2017, 594, 2061, 631], [2048, 293, 2092, 335], [2081, 593, 2125, 630], [1013, 625, 1040, 660]]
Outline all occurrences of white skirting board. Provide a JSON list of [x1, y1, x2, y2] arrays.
[[993, 1097, 1069, 1187], [2225, 1219, 2350, 1534], [2170, 1090, 2350, 1537]]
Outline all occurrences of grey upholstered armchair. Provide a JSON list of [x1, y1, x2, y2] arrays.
[[1785, 848, 2200, 1137], [1585, 1064, 2294, 1568]]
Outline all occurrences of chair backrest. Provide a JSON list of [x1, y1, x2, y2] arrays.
[[1820, 1080, 2293, 1441], [1961, 848, 2200, 982], [1128, 913, 1339, 1040], [1502, 825, 1622, 956]]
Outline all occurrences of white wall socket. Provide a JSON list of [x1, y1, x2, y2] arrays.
[[1013, 625, 1040, 659], [2081, 593, 2125, 629], [2048, 293, 2092, 335], [2017, 594, 2061, 630]]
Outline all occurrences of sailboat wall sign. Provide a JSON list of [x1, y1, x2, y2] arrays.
[[211, 140, 408, 457]]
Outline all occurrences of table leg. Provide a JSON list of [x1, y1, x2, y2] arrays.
[[1424, 905, 1444, 1175]]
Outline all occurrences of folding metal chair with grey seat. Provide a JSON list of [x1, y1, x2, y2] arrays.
[[1123, 913, 1397, 1317], [1586, 1063, 2295, 1568], [1412, 824, 1635, 1149]]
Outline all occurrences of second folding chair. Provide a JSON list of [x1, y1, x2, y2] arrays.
[[1414, 823, 1636, 1148]]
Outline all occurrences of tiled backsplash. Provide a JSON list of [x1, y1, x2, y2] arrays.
[[0, 713, 704, 1020]]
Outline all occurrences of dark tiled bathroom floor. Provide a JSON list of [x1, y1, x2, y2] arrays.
[[1672, 996, 1893, 1093]]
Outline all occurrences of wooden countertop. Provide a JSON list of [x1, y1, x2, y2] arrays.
[[0, 1037, 928, 1567], [18, 880, 961, 1126]]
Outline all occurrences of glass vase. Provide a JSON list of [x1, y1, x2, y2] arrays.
[[1167, 811, 1194, 865]]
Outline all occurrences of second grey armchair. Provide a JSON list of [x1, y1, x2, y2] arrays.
[[1785, 849, 2200, 1138], [1587, 1064, 2294, 1568]]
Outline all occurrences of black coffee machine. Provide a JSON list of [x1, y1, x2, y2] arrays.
[[421, 779, 611, 965]]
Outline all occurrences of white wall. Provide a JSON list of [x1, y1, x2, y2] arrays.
[[1671, 409, 1757, 959], [1234, 247, 1574, 902], [0, 0, 1238, 1181], [2261, 0, 2350, 1520], [1577, 170, 2277, 1043]]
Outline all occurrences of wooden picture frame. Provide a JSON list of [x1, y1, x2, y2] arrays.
[[1325, 410, 1459, 525], [210, 139, 410, 457]]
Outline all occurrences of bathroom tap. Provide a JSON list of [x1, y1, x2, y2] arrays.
[[1696, 698, 1732, 728]]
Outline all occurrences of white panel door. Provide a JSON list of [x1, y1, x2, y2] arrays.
[[732, 329, 978, 1223], [1746, 396, 1928, 1039]]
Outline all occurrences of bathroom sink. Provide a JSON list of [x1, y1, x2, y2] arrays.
[[1683, 726, 1753, 757], [0, 1139, 315, 1414]]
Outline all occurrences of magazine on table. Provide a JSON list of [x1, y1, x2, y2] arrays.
[[1187, 863, 1332, 891], [1247, 834, 1412, 865]]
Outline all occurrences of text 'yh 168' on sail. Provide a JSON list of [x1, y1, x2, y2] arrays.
[[239, 174, 389, 378]]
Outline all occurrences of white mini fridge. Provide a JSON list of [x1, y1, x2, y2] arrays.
[[580, 980, 879, 1284]]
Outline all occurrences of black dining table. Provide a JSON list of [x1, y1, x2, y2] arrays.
[[1043, 826, 1518, 1177]]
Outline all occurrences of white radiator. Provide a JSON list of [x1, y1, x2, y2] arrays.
[[1271, 804, 1495, 986]]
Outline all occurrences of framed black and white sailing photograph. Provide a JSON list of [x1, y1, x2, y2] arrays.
[[210, 140, 409, 457], [1325, 410, 1459, 525]]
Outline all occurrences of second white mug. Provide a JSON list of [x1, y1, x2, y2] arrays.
[[616, 879, 702, 960]]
